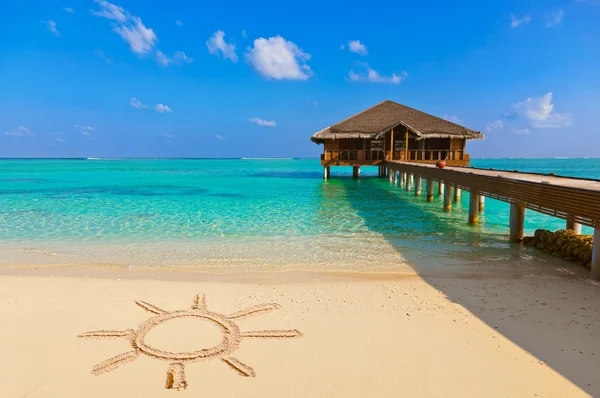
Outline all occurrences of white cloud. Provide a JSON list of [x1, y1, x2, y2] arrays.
[[241, 29, 247, 38], [93, 1, 157, 54], [113, 16, 157, 54], [92, 0, 127, 22], [511, 128, 531, 134], [43, 20, 60, 36], [75, 125, 95, 135], [175, 20, 182, 26], [215, 134, 227, 141], [348, 62, 407, 84], [63, 7, 75, 13], [245, 36, 312, 80], [510, 14, 531, 28], [443, 115, 462, 124], [4, 126, 33, 136], [485, 120, 503, 134], [545, 10, 564, 27], [130, 97, 149, 108], [347, 40, 368, 55], [250, 117, 276, 127], [156, 50, 193, 66], [53, 132, 67, 142], [94, 49, 112, 63], [512, 92, 572, 128], [206, 31, 238, 63], [155, 104, 172, 113]]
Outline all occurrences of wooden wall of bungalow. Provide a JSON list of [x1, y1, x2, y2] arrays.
[[321, 126, 470, 167]]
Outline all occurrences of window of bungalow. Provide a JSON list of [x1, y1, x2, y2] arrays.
[[370, 140, 384, 151]]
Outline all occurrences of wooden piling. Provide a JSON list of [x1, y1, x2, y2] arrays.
[[454, 187, 461, 202], [426, 178, 434, 202], [443, 182, 452, 211], [353, 166, 360, 179], [324, 166, 330, 180], [509, 203, 525, 242], [405, 173, 413, 191], [468, 191, 480, 225], [592, 228, 600, 280], [479, 195, 485, 212], [414, 176, 422, 196], [438, 180, 444, 196], [566, 214, 582, 235]]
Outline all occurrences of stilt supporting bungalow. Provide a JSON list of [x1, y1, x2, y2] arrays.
[[479, 196, 485, 213], [469, 191, 480, 225], [324, 166, 330, 180], [443, 182, 452, 211], [438, 181, 444, 196], [353, 166, 361, 179], [406, 173, 413, 191], [426, 178, 434, 202], [509, 204, 525, 242], [566, 215, 582, 235], [414, 176, 422, 196]]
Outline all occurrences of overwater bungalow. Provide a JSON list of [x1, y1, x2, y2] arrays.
[[311, 100, 484, 178]]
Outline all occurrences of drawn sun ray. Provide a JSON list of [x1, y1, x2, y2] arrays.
[[79, 294, 302, 391], [135, 300, 167, 314], [92, 350, 139, 375], [241, 330, 302, 338], [227, 303, 281, 319], [79, 329, 134, 339], [222, 357, 256, 377]]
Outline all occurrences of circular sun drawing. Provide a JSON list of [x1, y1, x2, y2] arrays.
[[78, 294, 302, 390]]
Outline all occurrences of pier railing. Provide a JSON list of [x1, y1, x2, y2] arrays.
[[321, 150, 385, 165]]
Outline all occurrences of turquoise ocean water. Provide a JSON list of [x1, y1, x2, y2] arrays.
[[0, 158, 598, 273]]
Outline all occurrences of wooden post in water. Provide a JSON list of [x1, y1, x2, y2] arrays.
[[389, 168, 393, 183], [454, 187, 461, 202], [468, 191, 480, 225], [414, 175, 422, 196], [443, 182, 452, 211], [479, 195, 485, 212], [566, 215, 582, 235], [400, 172, 406, 187], [353, 166, 360, 179], [438, 180, 444, 196], [426, 178, 434, 202], [324, 166, 330, 180], [591, 227, 600, 280], [509, 203, 525, 242], [405, 173, 413, 191]]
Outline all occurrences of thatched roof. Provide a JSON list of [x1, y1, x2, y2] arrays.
[[311, 100, 484, 143]]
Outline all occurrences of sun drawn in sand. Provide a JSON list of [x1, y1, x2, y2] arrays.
[[78, 294, 302, 390]]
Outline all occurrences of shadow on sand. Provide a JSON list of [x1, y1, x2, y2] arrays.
[[332, 176, 600, 396]]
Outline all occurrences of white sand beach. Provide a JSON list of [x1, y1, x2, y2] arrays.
[[1, 265, 599, 397]]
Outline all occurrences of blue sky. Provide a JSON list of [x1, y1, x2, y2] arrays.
[[1, 0, 599, 158]]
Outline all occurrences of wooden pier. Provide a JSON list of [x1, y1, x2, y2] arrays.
[[311, 100, 600, 280], [386, 161, 600, 280]]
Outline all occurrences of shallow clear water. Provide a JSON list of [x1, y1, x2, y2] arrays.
[[0, 158, 598, 272]]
